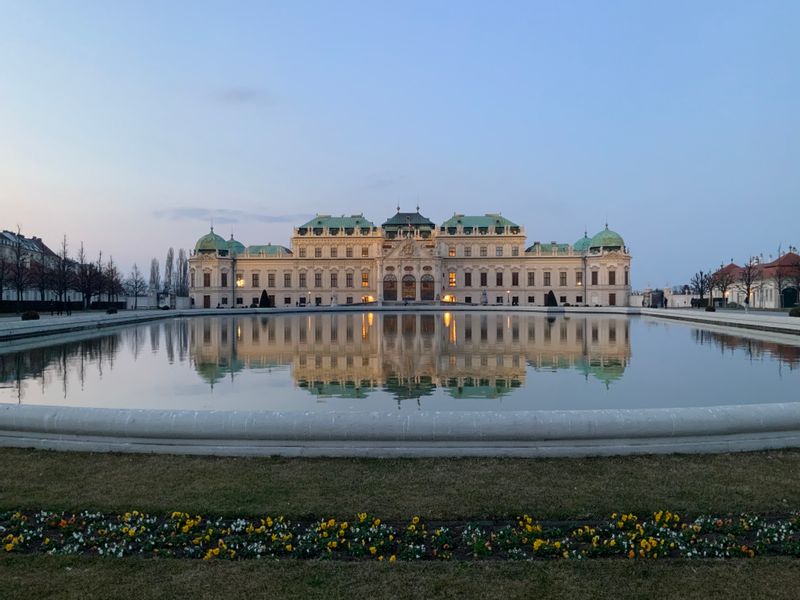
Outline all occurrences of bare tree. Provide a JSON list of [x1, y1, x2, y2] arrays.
[[149, 258, 161, 299], [104, 256, 124, 302], [28, 259, 52, 302], [176, 248, 189, 296], [736, 258, 762, 308], [711, 266, 736, 307], [690, 270, 711, 306], [9, 227, 30, 311], [788, 254, 800, 307], [74, 242, 97, 310], [163, 248, 174, 296], [0, 252, 8, 303], [125, 264, 148, 309], [54, 235, 72, 306]]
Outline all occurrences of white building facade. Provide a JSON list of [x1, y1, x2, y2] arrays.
[[188, 211, 632, 309]]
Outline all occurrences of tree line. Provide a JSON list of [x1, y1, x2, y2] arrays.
[[125, 248, 189, 309]]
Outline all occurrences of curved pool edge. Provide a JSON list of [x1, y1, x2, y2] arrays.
[[4, 403, 800, 457]]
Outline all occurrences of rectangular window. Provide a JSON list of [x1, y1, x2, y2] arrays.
[[480, 246, 487, 257], [464, 272, 472, 287], [625, 270, 629, 286], [527, 296, 535, 304], [236, 297, 243, 305], [496, 272, 503, 287], [559, 295, 567, 303], [560, 272, 567, 286], [330, 247, 337, 258], [314, 272, 322, 287], [284, 297, 291, 305], [221, 273, 228, 288], [609, 270, 616, 286], [543, 272, 551, 287], [496, 296, 504, 304], [330, 272, 338, 288], [511, 272, 519, 286], [314, 247, 322, 258], [609, 293, 617, 306], [252, 273, 259, 288], [496, 246, 503, 257], [512, 246, 519, 257], [346, 247, 353, 258], [449, 272, 456, 287], [464, 246, 472, 257], [283, 273, 291, 288], [346, 296, 353, 304], [346, 272, 354, 288], [203, 272, 211, 287], [299, 272, 307, 288], [465, 296, 472, 304], [361, 272, 369, 287], [480, 272, 487, 287], [576, 272, 583, 287], [268, 273, 275, 288], [299, 247, 306, 258], [448, 246, 456, 257], [576, 295, 583, 304], [362, 246, 369, 257], [527, 272, 535, 286], [221, 296, 228, 305], [591, 271, 598, 285]]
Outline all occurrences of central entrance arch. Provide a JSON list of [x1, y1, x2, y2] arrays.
[[401, 274, 416, 301], [383, 274, 397, 301], [420, 274, 435, 301]]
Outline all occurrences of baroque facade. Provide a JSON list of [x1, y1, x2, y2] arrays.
[[188, 210, 632, 308]]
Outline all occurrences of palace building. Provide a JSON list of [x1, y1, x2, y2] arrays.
[[188, 209, 632, 308]]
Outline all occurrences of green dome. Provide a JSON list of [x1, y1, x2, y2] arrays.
[[227, 235, 245, 256], [195, 228, 227, 253], [573, 232, 592, 253], [589, 225, 624, 249]]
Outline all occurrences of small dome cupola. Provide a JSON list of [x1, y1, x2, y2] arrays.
[[194, 227, 228, 254]]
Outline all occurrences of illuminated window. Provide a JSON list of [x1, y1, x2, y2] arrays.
[[449, 272, 456, 287], [361, 272, 369, 287], [448, 246, 455, 257], [576, 272, 583, 287], [362, 246, 369, 257]]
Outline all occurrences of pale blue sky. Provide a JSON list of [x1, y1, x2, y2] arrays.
[[1, 0, 798, 287]]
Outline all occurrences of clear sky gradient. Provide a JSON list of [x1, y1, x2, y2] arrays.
[[1, 0, 798, 288]]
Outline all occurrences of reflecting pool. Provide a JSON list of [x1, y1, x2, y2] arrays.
[[1, 312, 798, 412]]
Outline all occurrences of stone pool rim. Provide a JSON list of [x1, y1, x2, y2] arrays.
[[3, 402, 800, 458]]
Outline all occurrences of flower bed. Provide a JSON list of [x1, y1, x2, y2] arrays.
[[3, 510, 800, 561]]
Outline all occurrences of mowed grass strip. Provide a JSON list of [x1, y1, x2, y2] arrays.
[[2, 448, 800, 519], [2, 555, 800, 600]]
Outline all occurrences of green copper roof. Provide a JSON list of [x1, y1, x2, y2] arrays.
[[245, 244, 292, 257], [526, 242, 570, 254], [441, 213, 520, 229], [298, 214, 376, 229], [382, 211, 435, 229], [573, 232, 592, 253], [590, 225, 625, 249], [227, 235, 246, 256], [195, 228, 228, 253]]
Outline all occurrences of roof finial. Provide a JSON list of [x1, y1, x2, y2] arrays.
[[416, 203, 420, 213], [396, 204, 400, 213], [210, 218, 214, 233]]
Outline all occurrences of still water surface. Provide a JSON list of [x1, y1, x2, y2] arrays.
[[1, 312, 798, 412]]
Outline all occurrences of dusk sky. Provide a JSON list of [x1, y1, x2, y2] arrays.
[[1, 0, 798, 288]]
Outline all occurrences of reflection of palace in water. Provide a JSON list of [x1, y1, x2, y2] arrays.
[[189, 313, 633, 399]]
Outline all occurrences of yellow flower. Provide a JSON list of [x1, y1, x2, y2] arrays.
[[378, 555, 384, 561], [369, 546, 377, 555], [212, 548, 220, 556], [4, 543, 13, 552], [412, 516, 420, 525], [389, 555, 396, 562], [285, 544, 293, 552], [553, 541, 561, 549], [328, 518, 336, 528], [373, 518, 381, 527]]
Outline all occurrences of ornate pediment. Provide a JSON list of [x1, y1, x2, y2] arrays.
[[383, 239, 436, 260]]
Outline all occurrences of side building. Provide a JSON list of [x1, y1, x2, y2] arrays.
[[188, 210, 631, 308]]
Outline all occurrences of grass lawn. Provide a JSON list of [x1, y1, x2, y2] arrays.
[[3, 447, 800, 599]]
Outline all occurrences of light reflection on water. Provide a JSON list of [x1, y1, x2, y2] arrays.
[[0, 313, 798, 412]]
